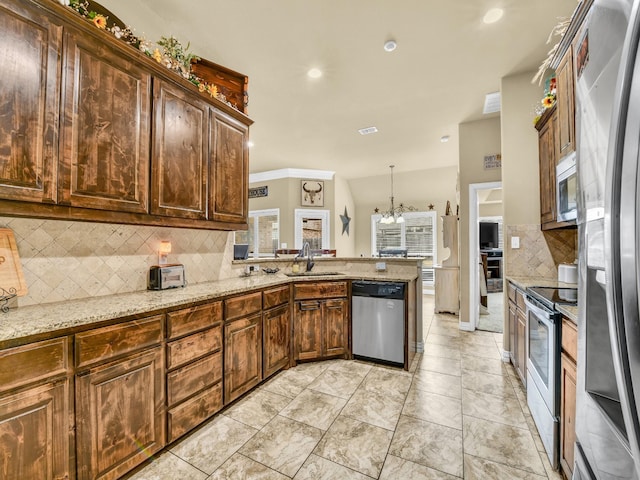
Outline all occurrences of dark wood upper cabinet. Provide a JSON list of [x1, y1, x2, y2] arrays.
[[537, 108, 557, 225], [211, 110, 249, 223], [556, 45, 575, 158], [0, 0, 62, 204], [59, 27, 151, 213], [151, 79, 208, 220]]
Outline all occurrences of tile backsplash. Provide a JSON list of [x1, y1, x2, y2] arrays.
[[505, 224, 577, 279], [1, 217, 236, 307]]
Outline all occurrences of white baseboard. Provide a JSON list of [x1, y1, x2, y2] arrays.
[[501, 350, 511, 362], [458, 322, 474, 332], [416, 341, 424, 354]]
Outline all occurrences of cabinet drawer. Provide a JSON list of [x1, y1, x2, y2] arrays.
[[293, 281, 348, 300], [0, 337, 70, 393], [75, 315, 164, 369], [167, 301, 222, 340], [167, 382, 222, 442], [263, 285, 290, 309], [167, 325, 222, 370], [562, 317, 578, 363], [167, 351, 222, 406], [516, 289, 526, 311], [225, 291, 262, 320], [508, 282, 517, 303]]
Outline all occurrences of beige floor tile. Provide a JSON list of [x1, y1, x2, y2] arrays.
[[279, 388, 347, 430], [463, 454, 546, 480], [389, 415, 463, 477], [418, 355, 462, 376], [460, 354, 508, 376], [425, 334, 462, 348], [293, 454, 371, 480], [359, 365, 413, 401], [222, 388, 292, 429], [239, 415, 323, 478], [313, 415, 393, 478], [403, 387, 462, 430], [459, 331, 497, 346], [127, 451, 207, 480], [422, 343, 462, 360], [342, 388, 404, 430], [380, 454, 459, 479], [462, 416, 546, 476], [307, 367, 366, 399], [461, 370, 516, 397], [412, 369, 462, 399], [460, 342, 502, 360], [462, 389, 527, 428], [429, 324, 461, 338], [208, 453, 289, 480], [262, 367, 322, 398]]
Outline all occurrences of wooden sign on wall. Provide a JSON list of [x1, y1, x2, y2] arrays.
[[484, 154, 502, 170], [249, 186, 268, 198]]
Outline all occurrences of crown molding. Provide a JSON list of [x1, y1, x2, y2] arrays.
[[249, 168, 335, 183]]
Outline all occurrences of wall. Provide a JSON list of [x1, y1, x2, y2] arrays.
[[248, 177, 335, 250], [2, 217, 234, 307], [458, 117, 502, 326], [333, 175, 356, 257], [350, 166, 458, 259]]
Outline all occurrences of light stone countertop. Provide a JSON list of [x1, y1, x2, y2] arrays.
[[0, 271, 418, 346], [506, 276, 579, 324], [557, 304, 578, 323]]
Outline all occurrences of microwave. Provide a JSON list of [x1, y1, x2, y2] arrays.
[[556, 152, 577, 222]]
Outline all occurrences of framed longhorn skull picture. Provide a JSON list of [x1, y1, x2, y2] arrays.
[[301, 180, 324, 207]]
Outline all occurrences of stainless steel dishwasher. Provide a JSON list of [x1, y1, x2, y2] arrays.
[[352, 281, 405, 366]]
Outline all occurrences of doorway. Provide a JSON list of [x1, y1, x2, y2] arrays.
[[468, 182, 503, 332]]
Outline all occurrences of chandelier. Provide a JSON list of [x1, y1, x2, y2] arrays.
[[374, 165, 417, 224]]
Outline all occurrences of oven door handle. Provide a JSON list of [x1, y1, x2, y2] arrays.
[[524, 297, 552, 321]]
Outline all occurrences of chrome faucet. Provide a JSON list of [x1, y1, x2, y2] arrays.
[[298, 242, 315, 272]]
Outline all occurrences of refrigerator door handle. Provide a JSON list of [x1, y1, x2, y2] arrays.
[[595, 269, 607, 286]]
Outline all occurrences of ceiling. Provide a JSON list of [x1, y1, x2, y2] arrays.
[[101, 0, 579, 181]]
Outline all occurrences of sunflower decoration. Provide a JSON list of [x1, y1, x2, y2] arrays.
[[542, 94, 556, 108], [92, 14, 107, 29], [541, 75, 557, 109]]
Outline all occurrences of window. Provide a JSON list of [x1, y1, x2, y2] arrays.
[[235, 209, 279, 258], [371, 211, 437, 290]]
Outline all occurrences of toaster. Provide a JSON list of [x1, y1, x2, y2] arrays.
[[148, 264, 186, 290]]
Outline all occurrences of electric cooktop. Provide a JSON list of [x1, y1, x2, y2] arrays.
[[527, 286, 578, 310]]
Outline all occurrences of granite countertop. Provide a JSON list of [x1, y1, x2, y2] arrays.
[[506, 275, 578, 291], [0, 271, 418, 345], [557, 304, 578, 323]]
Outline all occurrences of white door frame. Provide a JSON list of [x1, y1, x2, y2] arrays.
[[294, 209, 330, 249], [466, 181, 502, 331]]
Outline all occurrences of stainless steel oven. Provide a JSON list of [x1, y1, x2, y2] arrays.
[[524, 286, 577, 469], [525, 294, 561, 468]]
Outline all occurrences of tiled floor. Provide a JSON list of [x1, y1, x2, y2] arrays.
[[128, 296, 563, 479]]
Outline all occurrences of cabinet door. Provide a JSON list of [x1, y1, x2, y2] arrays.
[[508, 301, 517, 367], [0, 0, 61, 203], [557, 46, 575, 157], [224, 313, 262, 404], [560, 352, 577, 479], [210, 110, 248, 223], [263, 304, 290, 379], [516, 308, 527, 386], [0, 380, 70, 480], [59, 28, 151, 213], [151, 79, 208, 219], [323, 299, 348, 357], [76, 347, 165, 480], [294, 300, 323, 361], [538, 112, 557, 225]]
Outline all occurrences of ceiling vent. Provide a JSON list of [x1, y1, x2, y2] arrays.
[[483, 92, 501, 114], [358, 126, 378, 135]]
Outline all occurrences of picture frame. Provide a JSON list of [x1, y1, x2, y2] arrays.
[[301, 180, 324, 206]]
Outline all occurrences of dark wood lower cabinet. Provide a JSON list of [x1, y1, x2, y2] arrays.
[[263, 303, 291, 379], [224, 313, 263, 404], [75, 347, 165, 480], [561, 351, 578, 478], [294, 297, 348, 361], [0, 380, 71, 480]]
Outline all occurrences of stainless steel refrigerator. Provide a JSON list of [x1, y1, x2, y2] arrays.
[[575, 0, 640, 478]]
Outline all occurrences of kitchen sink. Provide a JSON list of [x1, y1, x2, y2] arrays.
[[284, 271, 344, 277]]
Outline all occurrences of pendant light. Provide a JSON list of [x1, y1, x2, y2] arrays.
[[374, 165, 417, 224]]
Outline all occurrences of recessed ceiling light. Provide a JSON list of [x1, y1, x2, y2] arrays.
[[307, 68, 323, 79], [383, 40, 397, 52], [483, 91, 501, 114], [440, 135, 450, 143], [358, 126, 378, 135], [483, 8, 504, 24]]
